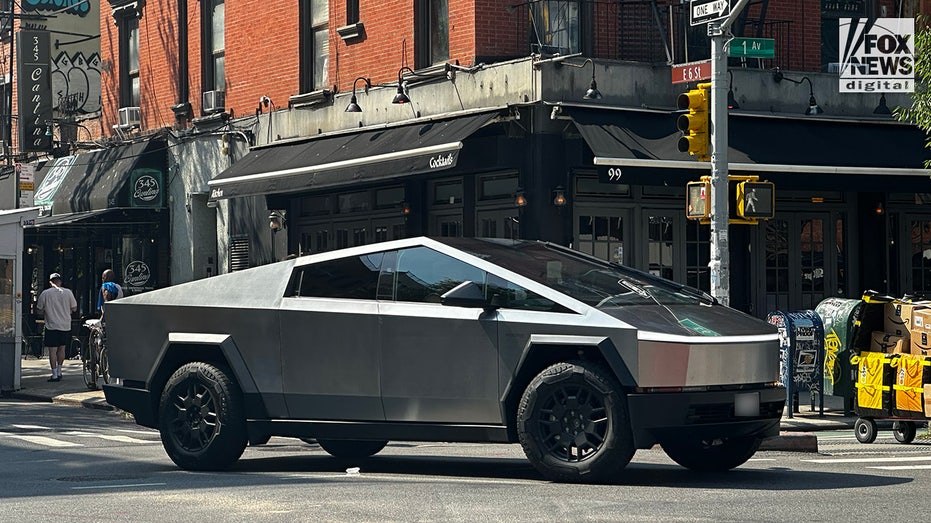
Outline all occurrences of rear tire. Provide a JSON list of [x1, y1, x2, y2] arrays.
[[317, 439, 388, 459], [661, 436, 761, 471], [517, 361, 634, 483], [893, 421, 917, 444], [158, 362, 247, 471], [82, 344, 97, 390]]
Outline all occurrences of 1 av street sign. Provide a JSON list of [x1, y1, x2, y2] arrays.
[[729, 37, 775, 58], [689, 0, 730, 26]]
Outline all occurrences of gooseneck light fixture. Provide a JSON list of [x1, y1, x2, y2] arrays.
[[873, 94, 892, 115], [392, 66, 415, 105], [345, 77, 372, 112], [558, 58, 603, 100], [772, 69, 823, 115]]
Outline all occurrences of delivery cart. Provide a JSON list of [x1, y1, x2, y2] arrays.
[[850, 294, 931, 444]]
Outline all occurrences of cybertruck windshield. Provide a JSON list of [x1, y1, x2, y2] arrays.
[[437, 237, 712, 308]]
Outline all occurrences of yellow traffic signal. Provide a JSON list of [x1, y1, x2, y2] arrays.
[[737, 181, 775, 219], [676, 84, 710, 162]]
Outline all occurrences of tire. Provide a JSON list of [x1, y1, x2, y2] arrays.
[[317, 439, 388, 459], [83, 343, 97, 391], [98, 347, 110, 385], [893, 421, 917, 444], [854, 418, 878, 444], [516, 361, 634, 483], [661, 436, 761, 471], [158, 362, 248, 471]]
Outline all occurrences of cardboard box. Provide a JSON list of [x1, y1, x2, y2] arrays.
[[911, 308, 931, 333], [886, 302, 929, 336], [910, 330, 931, 356], [924, 384, 931, 418], [871, 331, 905, 353]]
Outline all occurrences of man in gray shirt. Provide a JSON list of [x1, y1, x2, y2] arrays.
[[36, 273, 77, 382]]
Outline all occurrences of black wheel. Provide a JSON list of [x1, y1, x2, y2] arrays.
[[854, 417, 878, 444], [516, 361, 634, 483], [82, 343, 97, 390], [98, 347, 110, 385], [661, 436, 761, 471], [317, 439, 388, 459], [158, 362, 247, 470], [893, 421, 917, 444]]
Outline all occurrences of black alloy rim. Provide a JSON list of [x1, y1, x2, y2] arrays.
[[167, 376, 220, 452], [535, 383, 609, 462]]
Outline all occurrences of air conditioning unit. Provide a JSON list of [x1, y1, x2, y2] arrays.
[[202, 90, 226, 114], [118, 106, 141, 129]]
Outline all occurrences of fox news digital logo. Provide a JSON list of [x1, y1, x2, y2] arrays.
[[839, 18, 914, 93]]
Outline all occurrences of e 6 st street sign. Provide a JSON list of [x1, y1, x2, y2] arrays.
[[689, 0, 730, 26]]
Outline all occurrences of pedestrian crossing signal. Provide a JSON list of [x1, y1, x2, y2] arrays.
[[686, 180, 711, 220], [737, 181, 775, 219]]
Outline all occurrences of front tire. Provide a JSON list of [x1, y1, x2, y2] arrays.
[[158, 362, 247, 471], [517, 361, 634, 483], [317, 439, 388, 459], [854, 417, 878, 444], [661, 436, 761, 471]]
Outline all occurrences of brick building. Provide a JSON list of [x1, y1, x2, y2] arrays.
[[4, 0, 931, 319]]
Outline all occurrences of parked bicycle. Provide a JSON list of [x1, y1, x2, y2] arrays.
[[82, 319, 109, 390]]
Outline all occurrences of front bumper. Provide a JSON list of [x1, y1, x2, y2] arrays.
[[103, 383, 157, 428], [626, 386, 785, 448]]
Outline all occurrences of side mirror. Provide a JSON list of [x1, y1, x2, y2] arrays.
[[441, 281, 497, 310]]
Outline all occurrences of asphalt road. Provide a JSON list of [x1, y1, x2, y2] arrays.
[[2, 399, 930, 522]]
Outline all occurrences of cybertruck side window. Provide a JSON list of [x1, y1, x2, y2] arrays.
[[287, 253, 384, 299], [391, 246, 485, 303], [486, 274, 572, 313]]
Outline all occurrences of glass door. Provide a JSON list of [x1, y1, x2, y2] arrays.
[[477, 208, 520, 239], [574, 207, 630, 266]]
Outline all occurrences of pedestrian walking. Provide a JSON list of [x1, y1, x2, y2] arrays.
[[36, 273, 77, 382]]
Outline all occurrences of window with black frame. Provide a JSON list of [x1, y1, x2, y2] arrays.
[[115, 11, 140, 107], [300, 0, 329, 93], [288, 253, 384, 299], [201, 0, 225, 94]]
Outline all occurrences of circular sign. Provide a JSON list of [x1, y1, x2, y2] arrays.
[[133, 174, 160, 202], [124, 261, 151, 287]]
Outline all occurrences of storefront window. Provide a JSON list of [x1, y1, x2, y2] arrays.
[[479, 173, 519, 200], [338, 192, 369, 213], [122, 236, 156, 295], [433, 179, 462, 205]]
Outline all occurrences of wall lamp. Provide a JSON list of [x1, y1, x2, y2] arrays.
[[514, 188, 528, 208], [558, 58, 603, 100], [400, 201, 412, 216], [345, 77, 372, 112], [873, 94, 892, 115], [727, 70, 740, 110], [552, 186, 567, 207], [268, 210, 287, 232], [392, 66, 415, 104], [772, 69, 823, 115]]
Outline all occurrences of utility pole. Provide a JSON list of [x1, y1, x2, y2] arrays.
[[706, 0, 750, 307]]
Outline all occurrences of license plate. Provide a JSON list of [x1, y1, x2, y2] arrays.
[[735, 392, 760, 417]]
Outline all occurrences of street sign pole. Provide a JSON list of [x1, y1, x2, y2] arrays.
[[709, 21, 729, 306], [706, 0, 750, 307]]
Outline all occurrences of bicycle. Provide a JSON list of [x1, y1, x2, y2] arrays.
[[82, 319, 109, 390]]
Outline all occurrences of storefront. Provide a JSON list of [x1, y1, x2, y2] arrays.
[[22, 140, 169, 345], [0, 207, 40, 392]]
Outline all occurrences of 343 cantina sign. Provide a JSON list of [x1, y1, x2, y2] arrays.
[[839, 18, 914, 93], [17, 30, 53, 152]]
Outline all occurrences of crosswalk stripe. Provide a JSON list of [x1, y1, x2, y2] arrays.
[[12, 424, 51, 430], [802, 456, 931, 464], [62, 431, 155, 444], [869, 464, 931, 470], [0, 434, 82, 447]]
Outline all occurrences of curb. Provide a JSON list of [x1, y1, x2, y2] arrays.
[[760, 432, 818, 452], [52, 394, 114, 411]]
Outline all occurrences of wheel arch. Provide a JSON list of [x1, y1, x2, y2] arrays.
[[146, 333, 264, 422], [501, 334, 635, 441]]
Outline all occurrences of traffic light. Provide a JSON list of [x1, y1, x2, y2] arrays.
[[686, 180, 711, 220], [676, 84, 710, 162], [737, 181, 775, 219]]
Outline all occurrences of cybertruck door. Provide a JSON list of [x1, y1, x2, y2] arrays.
[[378, 247, 500, 424], [279, 253, 385, 420]]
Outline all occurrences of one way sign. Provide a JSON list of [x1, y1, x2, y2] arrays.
[[690, 0, 730, 26]]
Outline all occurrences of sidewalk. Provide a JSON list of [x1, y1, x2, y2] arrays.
[[10, 356, 860, 451]]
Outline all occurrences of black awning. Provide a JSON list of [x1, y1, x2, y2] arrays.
[[32, 140, 166, 215], [208, 111, 501, 200], [564, 106, 931, 189], [28, 208, 163, 228]]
